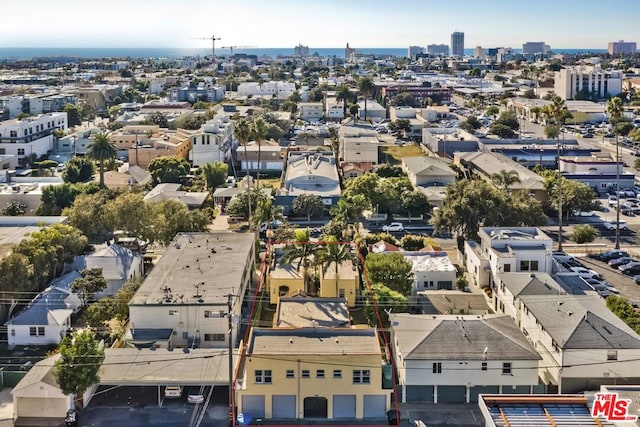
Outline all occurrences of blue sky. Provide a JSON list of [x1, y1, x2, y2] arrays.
[[2, 0, 639, 49]]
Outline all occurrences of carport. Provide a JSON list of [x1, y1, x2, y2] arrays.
[[85, 347, 233, 408]]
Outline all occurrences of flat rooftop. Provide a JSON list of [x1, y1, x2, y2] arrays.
[[249, 327, 381, 355], [129, 232, 255, 306]]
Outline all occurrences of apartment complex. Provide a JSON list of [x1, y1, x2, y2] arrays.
[[554, 66, 623, 100], [608, 40, 637, 55], [451, 32, 465, 57], [0, 112, 67, 161]]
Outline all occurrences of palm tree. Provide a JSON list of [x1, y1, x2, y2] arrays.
[[490, 169, 521, 191], [316, 236, 354, 299], [336, 84, 353, 120], [357, 77, 375, 122], [607, 96, 624, 249], [252, 117, 268, 189], [86, 132, 116, 188], [252, 198, 285, 233], [234, 118, 253, 225], [279, 228, 318, 294]]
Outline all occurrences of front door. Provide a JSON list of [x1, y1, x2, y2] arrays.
[[303, 396, 328, 418]]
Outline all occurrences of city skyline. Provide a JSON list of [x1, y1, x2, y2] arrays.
[[2, 0, 640, 50]]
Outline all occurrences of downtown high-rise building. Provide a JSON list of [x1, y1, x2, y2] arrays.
[[451, 32, 465, 57], [608, 40, 637, 55]]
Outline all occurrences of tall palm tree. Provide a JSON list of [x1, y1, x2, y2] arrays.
[[280, 228, 318, 294], [252, 117, 268, 189], [234, 118, 253, 225], [490, 169, 521, 191], [336, 84, 353, 120], [543, 95, 572, 251], [316, 236, 354, 299], [252, 198, 285, 232], [357, 77, 375, 122], [86, 132, 116, 188], [607, 96, 624, 250]]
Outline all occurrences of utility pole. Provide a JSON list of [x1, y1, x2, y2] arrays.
[[557, 137, 563, 251], [226, 293, 238, 425]]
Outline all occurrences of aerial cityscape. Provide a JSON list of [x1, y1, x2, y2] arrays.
[[2, 8, 640, 427]]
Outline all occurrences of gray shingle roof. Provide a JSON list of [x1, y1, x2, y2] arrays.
[[402, 156, 457, 177], [497, 272, 565, 297], [390, 313, 540, 361], [519, 294, 640, 349]]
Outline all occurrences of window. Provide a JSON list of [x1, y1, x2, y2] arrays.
[[286, 370, 294, 379], [255, 370, 272, 384], [502, 362, 512, 375], [531, 261, 539, 271], [333, 370, 342, 379], [38, 327, 44, 335], [11, 329, 15, 336], [503, 264, 511, 272], [168, 310, 179, 315], [204, 334, 225, 342], [481, 362, 487, 371], [29, 327, 44, 337], [316, 370, 325, 378], [17, 148, 25, 156], [301, 370, 310, 379], [519, 260, 529, 271], [353, 370, 370, 384], [339, 289, 345, 298], [607, 350, 618, 361], [182, 332, 188, 339], [432, 362, 442, 374], [29, 327, 36, 336], [204, 310, 223, 318]]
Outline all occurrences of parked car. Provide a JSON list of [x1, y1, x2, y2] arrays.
[[603, 220, 628, 231], [634, 275, 640, 285], [620, 262, 640, 275], [382, 222, 404, 232], [608, 256, 636, 268], [568, 267, 600, 279], [592, 249, 629, 261], [572, 210, 596, 217], [164, 386, 183, 398], [608, 195, 618, 207]]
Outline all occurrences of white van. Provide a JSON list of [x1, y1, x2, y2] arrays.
[[164, 386, 183, 398]]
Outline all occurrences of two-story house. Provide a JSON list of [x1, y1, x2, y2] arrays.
[[127, 232, 255, 349], [404, 252, 457, 293], [237, 327, 392, 420], [401, 156, 457, 188], [518, 294, 640, 393], [390, 313, 541, 404]]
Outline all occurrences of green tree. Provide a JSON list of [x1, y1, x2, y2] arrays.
[[225, 188, 267, 219], [375, 165, 404, 178], [0, 253, 35, 321], [200, 161, 228, 193], [485, 106, 499, 116], [252, 198, 285, 232], [86, 133, 117, 188], [400, 190, 431, 218], [103, 192, 152, 242], [364, 252, 414, 295], [606, 295, 640, 334], [63, 103, 82, 127], [292, 194, 325, 224], [54, 330, 105, 407], [489, 123, 517, 138], [62, 191, 111, 243], [358, 77, 376, 120], [63, 157, 95, 183], [71, 268, 108, 305], [316, 236, 355, 297], [634, 157, 640, 171], [490, 169, 521, 190], [544, 123, 560, 139], [494, 111, 520, 130], [234, 118, 254, 224], [145, 111, 169, 128], [540, 170, 597, 219], [400, 234, 426, 251], [148, 156, 190, 184], [37, 182, 100, 216], [336, 84, 355, 119], [150, 199, 209, 245], [280, 228, 318, 293], [1, 200, 27, 216], [363, 283, 407, 326], [572, 225, 598, 244]]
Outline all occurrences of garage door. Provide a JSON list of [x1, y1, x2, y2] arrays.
[[437, 386, 466, 403], [406, 385, 434, 402], [272, 395, 296, 419], [469, 386, 499, 403], [333, 395, 356, 418], [242, 395, 265, 418], [363, 395, 387, 418]]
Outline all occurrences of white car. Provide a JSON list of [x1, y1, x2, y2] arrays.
[[569, 267, 600, 279], [382, 222, 404, 232], [603, 220, 628, 231], [187, 394, 205, 404], [572, 210, 596, 217]]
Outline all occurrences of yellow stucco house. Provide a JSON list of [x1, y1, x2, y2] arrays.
[[236, 327, 392, 421], [267, 264, 306, 305], [318, 260, 359, 307]]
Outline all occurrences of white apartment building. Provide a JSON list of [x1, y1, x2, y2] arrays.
[[608, 40, 637, 55], [391, 313, 541, 404], [522, 42, 550, 56], [0, 112, 67, 162], [554, 66, 623, 100], [298, 102, 324, 121], [325, 99, 344, 121], [189, 117, 233, 166], [427, 44, 449, 57], [339, 124, 379, 165], [237, 81, 296, 99], [465, 227, 554, 292]]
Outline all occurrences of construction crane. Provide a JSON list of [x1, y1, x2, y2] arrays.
[[221, 45, 256, 58], [191, 35, 221, 60]]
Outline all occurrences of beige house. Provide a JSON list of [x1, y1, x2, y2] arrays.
[[124, 128, 192, 169], [237, 327, 393, 420], [11, 354, 71, 425], [401, 156, 457, 188], [318, 260, 359, 307]]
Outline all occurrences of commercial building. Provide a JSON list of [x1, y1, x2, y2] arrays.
[[554, 66, 623, 101], [451, 32, 465, 57], [408, 46, 424, 60], [0, 112, 67, 162], [521, 41, 550, 57], [608, 40, 637, 55], [427, 44, 449, 57]]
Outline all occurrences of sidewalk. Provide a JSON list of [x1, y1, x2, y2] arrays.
[[0, 388, 13, 427]]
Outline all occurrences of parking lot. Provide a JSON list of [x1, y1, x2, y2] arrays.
[[578, 255, 640, 305]]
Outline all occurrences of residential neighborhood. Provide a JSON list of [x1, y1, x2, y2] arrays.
[[2, 14, 640, 427]]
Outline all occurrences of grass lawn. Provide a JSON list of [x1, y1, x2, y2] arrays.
[[258, 178, 281, 191], [380, 145, 425, 164]]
